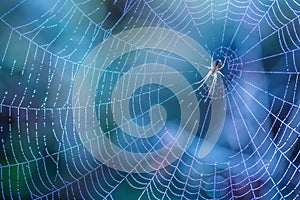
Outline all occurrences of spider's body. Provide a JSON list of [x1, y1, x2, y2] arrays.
[[193, 55, 226, 100], [211, 59, 223, 76]]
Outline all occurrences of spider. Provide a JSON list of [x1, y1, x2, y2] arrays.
[[194, 54, 227, 101]]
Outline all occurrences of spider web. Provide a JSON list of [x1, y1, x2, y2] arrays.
[[0, 0, 299, 199]]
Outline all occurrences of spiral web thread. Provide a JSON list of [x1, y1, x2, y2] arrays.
[[0, 0, 299, 199]]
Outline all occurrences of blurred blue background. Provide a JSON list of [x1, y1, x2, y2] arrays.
[[0, 0, 299, 199]]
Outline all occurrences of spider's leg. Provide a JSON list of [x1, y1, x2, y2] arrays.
[[194, 72, 210, 85], [204, 65, 211, 70], [221, 56, 227, 70], [211, 52, 215, 66], [191, 72, 211, 94], [210, 75, 218, 97], [194, 60, 211, 70], [205, 75, 217, 102], [201, 65, 211, 70], [218, 71, 225, 78]]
